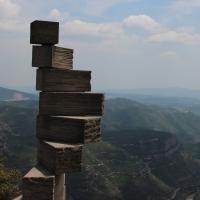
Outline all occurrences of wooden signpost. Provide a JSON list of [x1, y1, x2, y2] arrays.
[[13, 20, 104, 200], [32, 46, 73, 69]]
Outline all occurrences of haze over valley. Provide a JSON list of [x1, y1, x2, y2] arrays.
[[1, 87, 200, 199]]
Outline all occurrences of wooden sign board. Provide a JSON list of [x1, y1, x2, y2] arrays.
[[22, 167, 55, 200], [39, 92, 104, 116], [36, 69, 91, 92], [30, 20, 59, 44], [32, 46, 73, 69], [37, 141, 83, 174], [37, 115, 101, 144]]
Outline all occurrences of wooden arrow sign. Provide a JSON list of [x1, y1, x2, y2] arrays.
[[39, 92, 104, 116], [30, 20, 59, 44], [32, 46, 73, 69], [37, 141, 83, 174], [37, 115, 101, 144], [36, 68, 91, 92]]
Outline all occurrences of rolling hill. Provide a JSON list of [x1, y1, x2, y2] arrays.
[[103, 98, 200, 142], [69, 130, 200, 200], [0, 87, 37, 101], [106, 88, 200, 115], [0, 88, 200, 199]]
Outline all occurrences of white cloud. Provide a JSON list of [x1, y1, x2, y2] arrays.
[[123, 15, 165, 33], [0, 0, 25, 31], [1, 0, 200, 90], [62, 15, 200, 46], [63, 19, 138, 52], [0, 19, 21, 31], [123, 15, 200, 45], [148, 31, 200, 45], [0, 0, 20, 18], [160, 51, 178, 58], [64, 19, 125, 39], [123, 14, 200, 45], [83, 0, 136, 16], [171, 0, 200, 14], [175, 26, 195, 34], [49, 9, 61, 21], [63, 15, 164, 43]]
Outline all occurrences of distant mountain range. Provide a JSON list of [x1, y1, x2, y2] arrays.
[[0, 99, 198, 199], [105, 88, 200, 99], [0, 87, 37, 101], [4, 86, 200, 100], [105, 88, 200, 115], [103, 98, 200, 142], [2, 86, 200, 113], [1, 87, 200, 199]]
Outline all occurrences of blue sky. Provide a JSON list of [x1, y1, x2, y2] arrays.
[[1, 0, 200, 90]]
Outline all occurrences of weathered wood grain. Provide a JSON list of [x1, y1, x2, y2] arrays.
[[52, 46, 73, 69], [30, 20, 59, 44], [37, 115, 101, 144], [32, 45, 73, 69], [36, 68, 91, 92], [39, 92, 104, 116], [22, 166, 55, 200], [37, 141, 82, 174]]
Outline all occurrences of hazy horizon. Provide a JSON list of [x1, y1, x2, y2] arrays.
[[3, 84, 200, 97]]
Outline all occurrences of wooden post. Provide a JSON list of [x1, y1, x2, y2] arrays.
[[54, 174, 65, 200], [13, 20, 104, 200]]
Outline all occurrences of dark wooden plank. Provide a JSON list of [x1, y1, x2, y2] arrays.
[[37, 115, 101, 144], [22, 166, 55, 200], [37, 141, 82, 174], [32, 45, 52, 67], [30, 20, 59, 44], [39, 92, 104, 116], [36, 68, 91, 92], [32, 45, 73, 69]]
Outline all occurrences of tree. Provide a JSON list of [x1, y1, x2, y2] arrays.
[[0, 162, 21, 200]]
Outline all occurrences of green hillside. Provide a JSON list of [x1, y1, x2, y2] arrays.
[[0, 101, 37, 172], [103, 98, 200, 142], [0, 97, 200, 199], [69, 130, 200, 200]]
